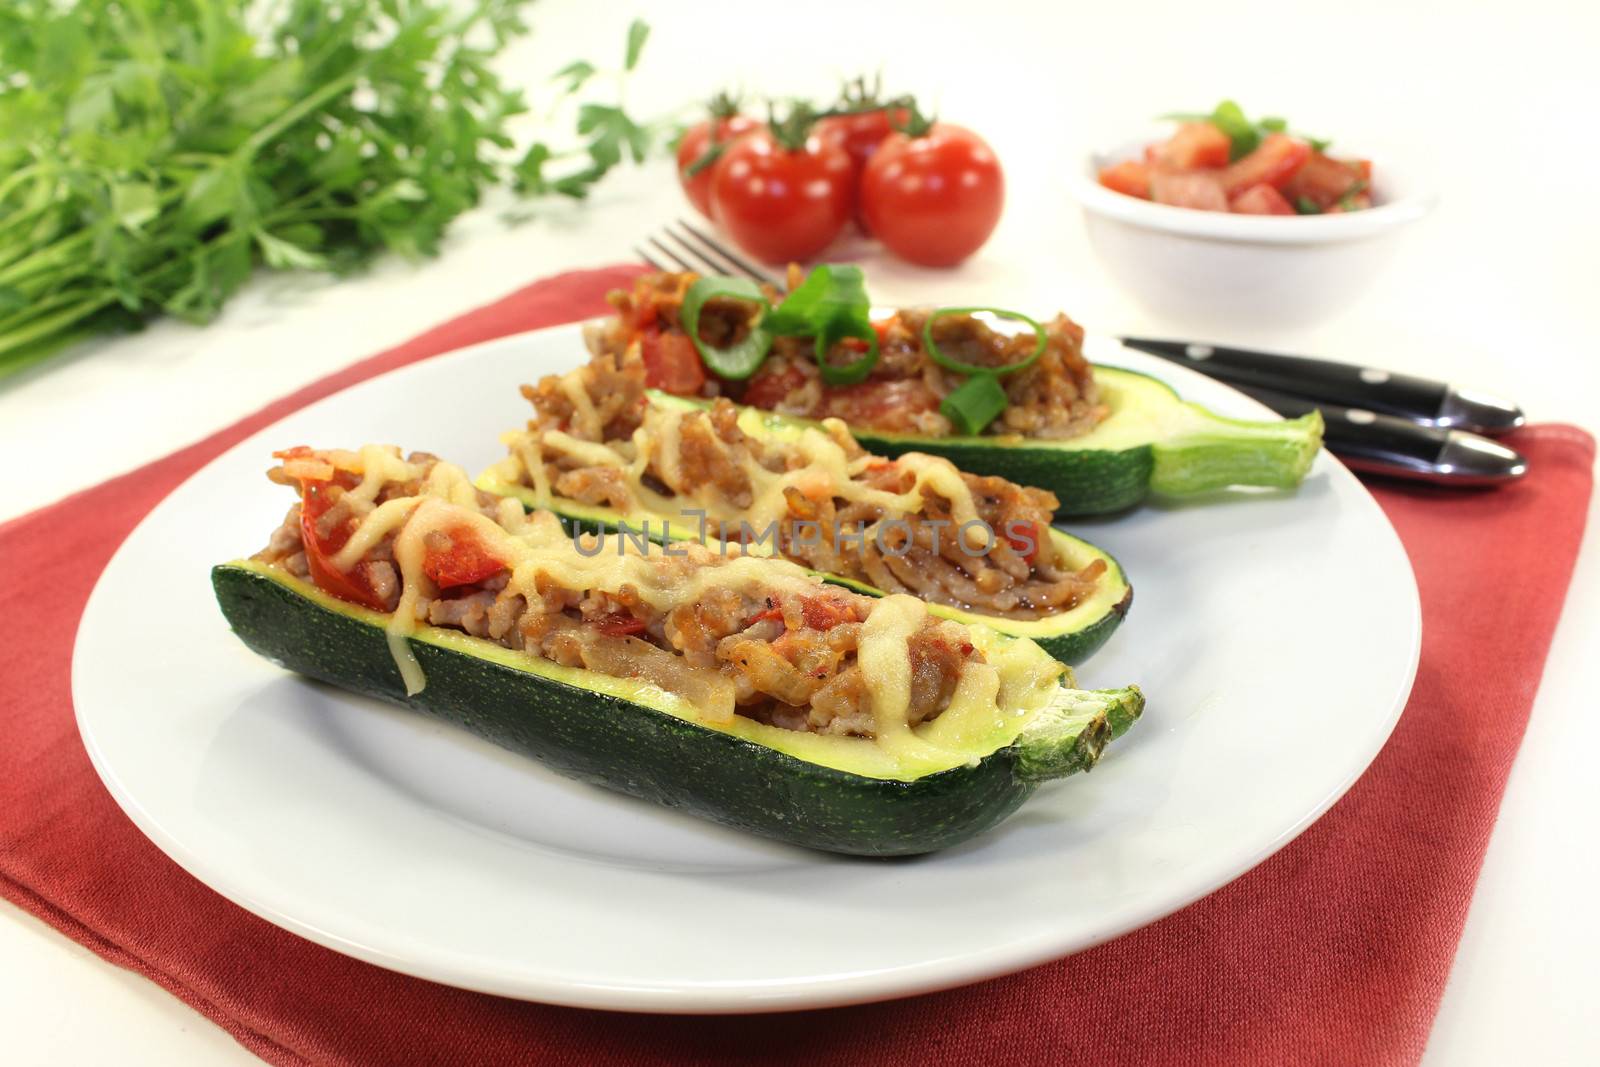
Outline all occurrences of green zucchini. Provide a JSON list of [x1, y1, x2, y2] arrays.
[[654, 366, 1324, 516], [214, 560, 1143, 857]]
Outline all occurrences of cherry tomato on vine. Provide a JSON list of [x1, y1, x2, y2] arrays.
[[816, 106, 910, 176], [816, 105, 910, 232], [710, 128, 853, 264], [676, 112, 759, 219], [860, 122, 1004, 267]]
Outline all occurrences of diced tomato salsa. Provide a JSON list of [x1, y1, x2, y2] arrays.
[[1099, 110, 1372, 216]]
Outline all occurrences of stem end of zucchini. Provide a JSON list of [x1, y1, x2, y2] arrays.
[[1012, 685, 1144, 782], [1149, 408, 1323, 497]]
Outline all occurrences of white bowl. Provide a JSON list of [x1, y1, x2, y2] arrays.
[[1070, 138, 1436, 332]]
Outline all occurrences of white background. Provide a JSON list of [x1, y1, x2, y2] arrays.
[[2, 0, 1596, 1062]]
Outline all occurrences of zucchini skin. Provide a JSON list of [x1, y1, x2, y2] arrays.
[[850, 432, 1156, 517], [545, 508, 1133, 667], [213, 564, 1110, 857]]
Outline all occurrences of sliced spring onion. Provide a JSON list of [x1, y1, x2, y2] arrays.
[[940, 373, 1009, 436], [814, 321, 879, 386], [923, 306, 1046, 378], [679, 276, 773, 380]]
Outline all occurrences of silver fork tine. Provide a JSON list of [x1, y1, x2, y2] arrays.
[[666, 220, 771, 285], [673, 218, 782, 285], [633, 245, 669, 272], [644, 235, 700, 274]]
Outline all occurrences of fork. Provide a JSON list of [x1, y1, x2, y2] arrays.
[[634, 218, 782, 286]]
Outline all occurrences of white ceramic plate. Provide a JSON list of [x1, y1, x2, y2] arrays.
[[74, 327, 1419, 1012]]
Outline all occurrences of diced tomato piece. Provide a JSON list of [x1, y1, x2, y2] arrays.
[[1229, 183, 1296, 215], [422, 525, 506, 589], [1148, 169, 1228, 211], [294, 470, 388, 611], [1221, 134, 1311, 196], [1002, 519, 1045, 564], [639, 326, 706, 395], [1098, 160, 1152, 199], [596, 612, 648, 637], [751, 603, 785, 627], [741, 363, 808, 410], [799, 596, 855, 631], [1282, 152, 1365, 209], [1155, 122, 1231, 170]]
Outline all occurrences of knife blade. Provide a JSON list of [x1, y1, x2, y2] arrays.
[[1118, 337, 1525, 437], [1233, 384, 1527, 485]]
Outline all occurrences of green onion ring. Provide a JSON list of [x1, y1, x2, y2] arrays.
[[680, 276, 773, 380], [939, 373, 1009, 436], [923, 306, 1046, 378], [814, 319, 879, 386]]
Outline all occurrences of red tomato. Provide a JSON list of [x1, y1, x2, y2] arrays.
[[816, 107, 910, 231], [860, 123, 1004, 267], [639, 325, 706, 395], [741, 363, 808, 408], [1221, 133, 1311, 196], [1282, 152, 1367, 209], [289, 465, 388, 610], [676, 114, 759, 219], [1156, 122, 1231, 169], [1002, 519, 1045, 564], [1229, 183, 1296, 215], [1098, 160, 1152, 199], [1149, 169, 1228, 211], [710, 130, 854, 264], [422, 525, 506, 589], [816, 108, 909, 174], [596, 613, 648, 637]]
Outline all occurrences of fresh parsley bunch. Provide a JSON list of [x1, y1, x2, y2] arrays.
[[0, 0, 652, 380]]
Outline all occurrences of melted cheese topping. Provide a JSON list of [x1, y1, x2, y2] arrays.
[[299, 447, 1067, 776], [498, 388, 988, 552]]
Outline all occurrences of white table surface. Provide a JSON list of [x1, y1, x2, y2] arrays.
[[3, 1, 1597, 1063]]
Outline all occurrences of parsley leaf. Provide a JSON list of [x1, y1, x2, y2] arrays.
[[0, 2, 657, 381]]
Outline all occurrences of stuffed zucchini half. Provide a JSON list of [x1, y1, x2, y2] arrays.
[[216, 445, 1143, 856], [588, 268, 1322, 516], [479, 354, 1131, 666]]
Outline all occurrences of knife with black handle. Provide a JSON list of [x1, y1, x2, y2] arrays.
[[1119, 337, 1525, 437], [1234, 384, 1527, 485]]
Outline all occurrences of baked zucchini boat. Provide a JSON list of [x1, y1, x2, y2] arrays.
[[478, 350, 1132, 665], [587, 267, 1323, 515], [216, 445, 1143, 856]]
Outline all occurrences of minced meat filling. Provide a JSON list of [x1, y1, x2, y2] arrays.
[[254, 451, 981, 738], [513, 354, 1106, 621], [589, 269, 1109, 439]]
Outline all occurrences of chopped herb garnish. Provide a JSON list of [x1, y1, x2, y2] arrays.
[[680, 277, 773, 380], [1160, 101, 1332, 160], [923, 308, 1046, 377], [940, 374, 1011, 436]]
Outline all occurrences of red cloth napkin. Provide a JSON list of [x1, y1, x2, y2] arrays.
[[0, 265, 1592, 1067]]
